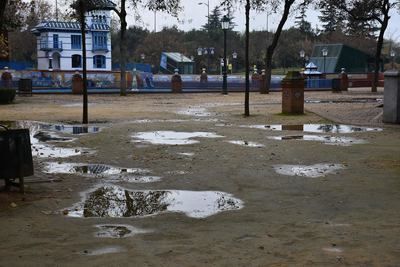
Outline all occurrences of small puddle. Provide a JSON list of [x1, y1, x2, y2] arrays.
[[227, 140, 265, 148], [82, 246, 126, 256], [94, 224, 150, 238], [268, 135, 366, 146], [178, 152, 195, 157], [66, 184, 243, 219], [32, 144, 85, 158], [241, 124, 382, 133], [44, 162, 156, 182], [306, 98, 382, 104], [273, 163, 345, 178], [132, 131, 224, 145]]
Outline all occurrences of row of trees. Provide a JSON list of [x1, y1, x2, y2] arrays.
[[1, 0, 400, 115]]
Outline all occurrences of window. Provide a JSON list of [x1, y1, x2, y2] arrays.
[[93, 55, 106, 68], [53, 34, 59, 49], [92, 32, 108, 50], [72, 54, 82, 68], [71, 35, 81, 49]]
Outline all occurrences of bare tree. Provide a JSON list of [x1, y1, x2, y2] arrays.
[[111, 0, 181, 96], [331, 0, 400, 92]]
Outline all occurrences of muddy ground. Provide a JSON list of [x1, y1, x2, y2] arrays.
[[0, 89, 399, 266]]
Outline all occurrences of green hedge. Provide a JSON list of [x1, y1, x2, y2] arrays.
[[0, 88, 16, 104]]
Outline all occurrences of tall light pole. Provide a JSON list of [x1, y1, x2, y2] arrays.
[[390, 49, 396, 69], [322, 47, 328, 74], [198, 0, 210, 31], [221, 15, 229, 95]]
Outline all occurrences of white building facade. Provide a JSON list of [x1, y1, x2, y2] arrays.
[[32, 8, 113, 72]]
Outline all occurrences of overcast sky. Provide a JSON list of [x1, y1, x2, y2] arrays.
[[125, 0, 400, 40]]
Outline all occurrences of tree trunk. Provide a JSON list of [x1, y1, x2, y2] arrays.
[[244, 0, 250, 116], [119, 0, 127, 96], [79, 0, 88, 124], [372, 2, 390, 93], [0, 0, 7, 27], [264, 0, 294, 93]]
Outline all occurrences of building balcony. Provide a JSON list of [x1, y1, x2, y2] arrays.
[[92, 45, 109, 53], [40, 41, 63, 52]]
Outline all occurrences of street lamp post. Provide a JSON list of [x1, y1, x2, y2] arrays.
[[232, 51, 237, 73], [322, 47, 328, 74], [221, 15, 229, 95], [299, 49, 305, 69], [390, 49, 396, 69], [197, 47, 214, 73]]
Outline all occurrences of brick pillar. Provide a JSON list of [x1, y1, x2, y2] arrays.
[[171, 69, 182, 93], [260, 69, 267, 94], [72, 72, 83, 94], [281, 71, 304, 114], [340, 68, 348, 91]]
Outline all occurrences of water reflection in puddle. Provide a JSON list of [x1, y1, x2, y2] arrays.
[[94, 224, 150, 238], [241, 124, 382, 133], [273, 163, 345, 178], [67, 184, 243, 219], [44, 162, 157, 182], [132, 131, 224, 145], [268, 135, 366, 146], [227, 140, 265, 148], [1, 121, 94, 158]]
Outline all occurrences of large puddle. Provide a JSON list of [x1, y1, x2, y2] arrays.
[[1, 121, 94, 158], [94, 224, 151, 238], [132, 131, 224, 145], [66, 184, 243, 219], [273, 163, 345, 178], [44, 162, 159, 183], [241, 124, 382, 133], [268, 135, 366, 146]]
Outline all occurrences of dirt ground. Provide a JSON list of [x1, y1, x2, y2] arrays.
[[0, 88, 399, 266]]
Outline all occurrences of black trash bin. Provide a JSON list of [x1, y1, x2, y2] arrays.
[[0, 126, 34, 192], [332, 78, 341, 93], [18, 79, 33, 96]]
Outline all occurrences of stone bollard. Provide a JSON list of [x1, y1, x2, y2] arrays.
[[200, 68, 208, 89], [259, 69, 267, 94], [383, 70, 400, 124], [281, 71, 304, 114], [171, 69, 182, 93], [340, 68, 349, 91], [1, 67, 13, 88], [72, 71, 83, 94]]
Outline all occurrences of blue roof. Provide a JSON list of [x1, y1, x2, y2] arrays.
[[32, 21, 110, 34]]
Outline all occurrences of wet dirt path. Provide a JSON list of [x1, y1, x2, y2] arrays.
[[0, 90, 399, 266]]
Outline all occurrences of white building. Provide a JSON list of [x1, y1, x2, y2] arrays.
[[32, 2, 115, 72]]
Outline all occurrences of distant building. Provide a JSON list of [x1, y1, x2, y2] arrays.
[[160, 52, 195, 74], [310, 44, 374, 73], [31, 1, 115, 71]]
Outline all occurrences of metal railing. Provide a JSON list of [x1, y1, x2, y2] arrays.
[[40, 41, 63, 51]]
